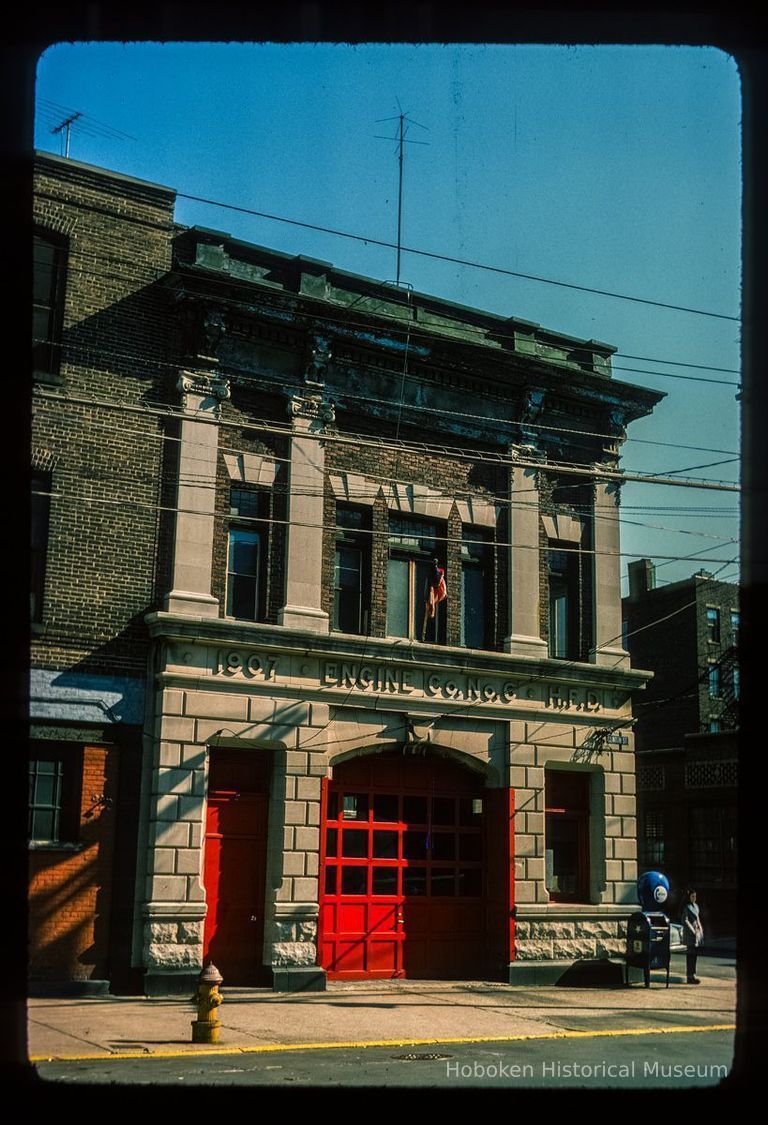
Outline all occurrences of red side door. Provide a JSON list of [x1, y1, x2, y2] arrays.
[[203, 749, 271, 985]]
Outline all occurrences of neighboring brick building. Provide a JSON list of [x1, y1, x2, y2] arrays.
[[623, 560, 739, 938], [31, 154, 176, 991], [32, 152, 663, 993]]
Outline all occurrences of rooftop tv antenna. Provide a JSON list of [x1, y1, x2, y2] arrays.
[[375, 99, 429, 287], [51, 111, 82, 158]]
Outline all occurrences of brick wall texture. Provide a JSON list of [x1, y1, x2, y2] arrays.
[[28, 745, 117, 981]]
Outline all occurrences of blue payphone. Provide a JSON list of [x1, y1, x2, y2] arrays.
[[625, 871, 672, 988]]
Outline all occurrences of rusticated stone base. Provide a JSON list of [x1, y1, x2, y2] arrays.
[[514, 918, 625, 961], [143, 920, 204, 972]]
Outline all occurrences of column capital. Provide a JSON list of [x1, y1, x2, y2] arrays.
[[508, 442, 546, 463], [287, 391, 336, 431], [177, 370, 230, 417]]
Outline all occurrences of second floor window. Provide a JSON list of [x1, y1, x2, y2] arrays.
[[226, 487, 268, 621], [460, 527, 492, 649], [706, 607, 721, 644], [548, 545, 579, 660], [708, 662, 721, 698], [333, 505, 371, 635], [386, 515, 446, 644]]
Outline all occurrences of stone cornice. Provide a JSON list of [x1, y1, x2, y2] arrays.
[[144, 611, 653, 693]]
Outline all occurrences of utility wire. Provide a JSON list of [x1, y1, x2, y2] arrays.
[[30, 484, 739, 566], [32, 331, 740, 459], [33, 248, 741, 388], [173, 190, 740, 323], [34, 387, 741, 492]]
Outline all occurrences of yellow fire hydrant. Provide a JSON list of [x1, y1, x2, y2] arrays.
[[191, 962, 223, 1043]]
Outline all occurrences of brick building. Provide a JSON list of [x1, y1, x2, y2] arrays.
[[32, 151, 663, 993], [623, 560, 739, 938]]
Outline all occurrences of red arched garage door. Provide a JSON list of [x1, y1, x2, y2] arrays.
[[319, 749, 512, 980]]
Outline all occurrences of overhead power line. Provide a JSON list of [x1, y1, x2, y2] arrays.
[[34, 387, 741, 493], [174, 189, 740, 323], [33, 247, 741, 387], [32, 329, 740, 457]]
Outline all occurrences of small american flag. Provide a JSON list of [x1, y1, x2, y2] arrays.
[[426, 560, 447, 619]]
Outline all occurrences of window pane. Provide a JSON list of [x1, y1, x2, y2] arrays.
[[459, 798, 482, 826], [372, 868, 398, 895], [403, 796, 427, 824], [458, 869, 482, 897], [387, 557, 410, 637], [341, 793, 368, 821], [334, 545, 362, 633], [462, 565, 486, 649], [403, 869, 427, 896], [324, 866, 337, 894], [230, 574, 258, 620], [325, 828, 338, 857], [431, 797, 455, 826], [550, 585, 568, 658], [373, 794, 398, 822], [341, 830, 368, 858], [431, 833, 455, 860], [229, 529, 260, 575], [459, 834, 482, 861], [403, 831, 427, 859], [341, 868, 367, 895], [372, 831, 398, 859], [430, 870, 456, 896], [546, 815, 580, 896]]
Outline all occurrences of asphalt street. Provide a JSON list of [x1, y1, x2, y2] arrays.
[[26, 954, 737, 1089]]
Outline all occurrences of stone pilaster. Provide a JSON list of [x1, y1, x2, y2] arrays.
[[278, 392, 335, 633], [590, 476, 629, 668], [503, 446, 548, 658], [164, 369, 230, 618]]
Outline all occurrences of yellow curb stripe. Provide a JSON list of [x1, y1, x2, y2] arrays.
[[29, 1023, 736, 1064]]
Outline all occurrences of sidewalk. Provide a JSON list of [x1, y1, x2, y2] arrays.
[[27, 960, 737, 1063]]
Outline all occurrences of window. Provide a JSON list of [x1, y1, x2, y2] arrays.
[[548, 545, 579, 659], [333, 505, 370, 635], [460, 526, 492, 649], [33, 231, 67, 379], [545, 770, 590, 902], [642, 809, 665, 867], [29, 746, 80, 845], [706, 607, 721, 644], [708, 662, 721, 698], [732, 664, 740, 700], [708, 719, 721, 734], [226, 487, 268, 621], [386, 515, 446, 644], [730, 611, 739, 646], [690, 805, 737, 884], [31, 470, 51, 623]]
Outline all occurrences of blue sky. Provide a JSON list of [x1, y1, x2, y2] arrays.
[[34, 42, 742, 592]]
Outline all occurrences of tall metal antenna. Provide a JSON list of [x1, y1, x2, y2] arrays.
[[375, 100, 429, 287], [51, 112, 82, 158]]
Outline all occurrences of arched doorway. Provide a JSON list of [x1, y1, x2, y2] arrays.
[[319, 748, 512, 980]]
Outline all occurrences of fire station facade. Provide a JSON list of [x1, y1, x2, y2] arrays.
[[32, 153, 662, 992]]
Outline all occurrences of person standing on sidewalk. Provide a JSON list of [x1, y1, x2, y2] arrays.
[[681, 888, 704, 984]]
